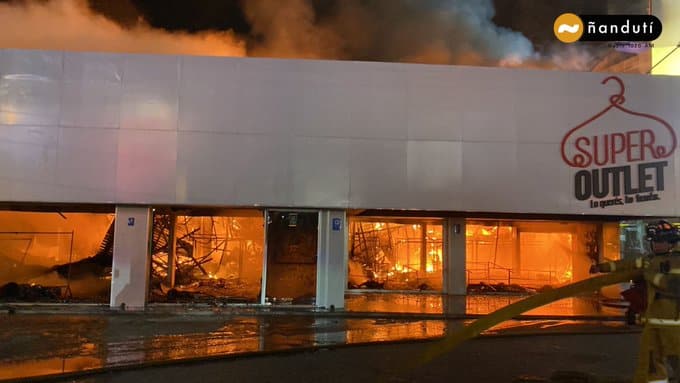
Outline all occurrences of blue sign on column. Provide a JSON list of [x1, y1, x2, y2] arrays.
[[128, 217, 135, 226], [332, 218, 342, 231]]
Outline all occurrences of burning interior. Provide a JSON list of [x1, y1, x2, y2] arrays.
[[0, 210, 115, 303], [348, 218, 444, 291], [466, 220, 619, 294], [348, 218, 622, 295], [0, 204, 640, 309], [149, 209, 264, 303]]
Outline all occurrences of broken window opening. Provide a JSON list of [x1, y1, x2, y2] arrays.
[[465, 220, 601, 294], [149, 211, 264, 304], [348, 218, 444, 292], [0, 211, 115, 303]]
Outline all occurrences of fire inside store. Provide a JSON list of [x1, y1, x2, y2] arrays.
[[0, 209, 665, 313]]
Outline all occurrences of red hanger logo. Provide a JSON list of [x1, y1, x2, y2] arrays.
[[560, 75, 676, 168]]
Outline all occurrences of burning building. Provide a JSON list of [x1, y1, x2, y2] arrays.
[[0, 47, 678, 312]]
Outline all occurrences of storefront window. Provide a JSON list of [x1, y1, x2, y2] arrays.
[[602, 223, 621, 262], [620, 218, 680, 259], [0, 211, 114, 303], [620, 221, 648, 259], [466, 220, 597, 292], [348, 219, 443, 291], [150, 211, 264, 303]]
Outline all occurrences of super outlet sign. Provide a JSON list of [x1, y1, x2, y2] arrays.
[[560, 76, 676, 209]]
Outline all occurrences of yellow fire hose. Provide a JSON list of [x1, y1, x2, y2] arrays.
[[414, 269, 642, 369]]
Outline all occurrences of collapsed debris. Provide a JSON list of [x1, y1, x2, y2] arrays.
[[349, 221, 444, 291], [51, 220, 115, 279], [467, 282, 538, 294], [149, 213, 263, 303], [0, 215, 115, 303], [0, 282, 65, 301]]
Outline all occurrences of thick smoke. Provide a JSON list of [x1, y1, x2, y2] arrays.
[[244, 0, 538, 66], [0, 0, 595, 71], [0, 0, 246, 56], [243, 0, 344, 59]]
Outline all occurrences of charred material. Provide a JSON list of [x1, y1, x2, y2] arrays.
[[348, 221, 444, 291], [150, 214, 211, 286], [50, 220, 115, 279], [467, 282, 537, 295], [149, 213, 264, 303], [0, 282, 65, 301]]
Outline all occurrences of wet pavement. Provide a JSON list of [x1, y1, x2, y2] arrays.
[[0, 315, 442, 380], [62, 332, 639, 383], [0, 293, 633, 381], [345, 292, 624, 317], [0, 312, 636, 382]]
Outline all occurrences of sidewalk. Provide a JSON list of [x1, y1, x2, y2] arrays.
[[0, 292, 634, 382], [54, 332, 639, 383], [0, 304, 637, 382]]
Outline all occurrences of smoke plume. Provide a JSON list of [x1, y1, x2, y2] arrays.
[[243, 0, 538, 66], [0, 0, 246, 57], [0, 0, 596, 71]]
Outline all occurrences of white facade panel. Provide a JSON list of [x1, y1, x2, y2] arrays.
[[234, 59, 301, 136], [0, 50, 62, 126], [57, 127, 118, 202], [115, 129, 177, 203], [61, 78, 122, 129], [227, 133, 292, 206], [62, 52, 124, 83], [515, 143, 571, 214], [406, 140, 463, 211], [120, 55, 179, 132], [1, 48, 679, 216], [0, 124, 58, 187], [290, 137, 351, 207], [460, 141, 519, 211], [294, 61, 409, 140], [178, 55, 241, 134], [349, 139, 408, 209], [61, 52, 123, 129], [176, 132, 238, 204], [405, 80, 464, 142]]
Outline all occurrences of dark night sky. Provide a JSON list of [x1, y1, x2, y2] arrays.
[[81, 0, 648, 53]]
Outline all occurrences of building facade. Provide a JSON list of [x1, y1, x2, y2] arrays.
[[0, 49, 678, 310]]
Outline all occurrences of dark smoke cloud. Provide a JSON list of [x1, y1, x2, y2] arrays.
[[0, 0, 604, 70], [244, 0, 537, 66]]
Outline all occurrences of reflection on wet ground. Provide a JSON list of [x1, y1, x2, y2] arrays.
[[345, 292, 625, 317], [0, 292, 629, 381], [0, 313, 632, 381], [0, 315, 449, 381]]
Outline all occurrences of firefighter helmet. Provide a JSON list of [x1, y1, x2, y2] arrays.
[[646, 220, 680, 245]]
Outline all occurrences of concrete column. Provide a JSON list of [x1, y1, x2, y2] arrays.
[[110, 206, 152, 310], [444, 217, 467, 295], [316, 210, 347, 310]]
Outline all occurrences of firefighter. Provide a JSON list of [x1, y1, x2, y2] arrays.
[[591, 220, 680, 383]]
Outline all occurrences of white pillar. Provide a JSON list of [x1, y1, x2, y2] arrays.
[[316, 210, 347, 310], [110, 206, 152, 310], [444, 217, 467, 295]]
